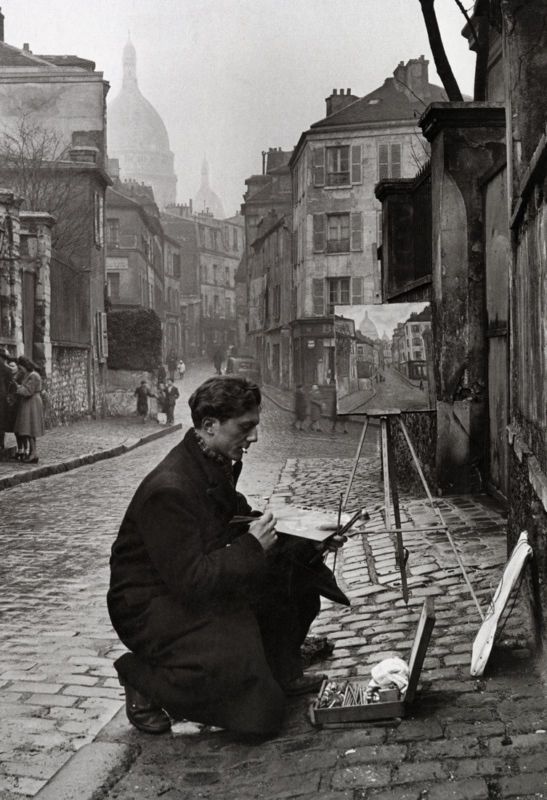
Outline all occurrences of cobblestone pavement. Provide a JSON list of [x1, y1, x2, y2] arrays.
[[1, 364, 546, 799]]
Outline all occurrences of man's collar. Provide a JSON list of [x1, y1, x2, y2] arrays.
[[193, 429, 232, 467]]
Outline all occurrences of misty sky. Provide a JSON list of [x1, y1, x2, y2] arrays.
[[2, 0, 475, 216]]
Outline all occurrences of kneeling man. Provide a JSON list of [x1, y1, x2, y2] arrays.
[[108, 376, 341, 737]]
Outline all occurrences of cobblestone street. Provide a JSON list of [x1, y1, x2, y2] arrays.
[[0, 365, 546, 799]]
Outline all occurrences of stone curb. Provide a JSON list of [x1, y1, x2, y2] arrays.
[[0, 422, 183, 492], [33, 741, 139, 800]]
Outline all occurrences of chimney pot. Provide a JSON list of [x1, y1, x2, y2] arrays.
[[23, 42, 30, 52], [333, 89, 337, 95], [347, 88, 351, 95]]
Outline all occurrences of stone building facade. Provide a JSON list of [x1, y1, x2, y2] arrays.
[[0, 30, 110, 423]]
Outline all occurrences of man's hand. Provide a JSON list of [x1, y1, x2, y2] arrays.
[[248, 511, 278, 552]]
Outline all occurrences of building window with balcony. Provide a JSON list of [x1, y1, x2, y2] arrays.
[[326, 145, 350, 186], [313, 212, 362, 253], [378, 143, 402, 180], [327, 277, 350, 313], [327, 213, 350, 252], [106, 218, 120, 247]]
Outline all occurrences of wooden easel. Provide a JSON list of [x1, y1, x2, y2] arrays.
[[341, 412, 484, 618]]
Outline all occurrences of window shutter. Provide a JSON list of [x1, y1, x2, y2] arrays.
[[351, 144, 362, 184], [352, 277, 364, 305], [378, 144, 389, 180], [350, 212, 363, 251], [391, 143, 402, 178], [312, 279, 324, 316], [313, 214, 326, 252], [313, 148, 325, 187]]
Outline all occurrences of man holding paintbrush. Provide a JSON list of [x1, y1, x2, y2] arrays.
[[107, 376, 347, 738]]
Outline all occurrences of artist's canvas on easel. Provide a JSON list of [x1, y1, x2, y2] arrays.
[[334, 302, 434, 415]]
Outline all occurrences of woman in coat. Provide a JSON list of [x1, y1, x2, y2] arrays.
[[14, 356, 44, 463]]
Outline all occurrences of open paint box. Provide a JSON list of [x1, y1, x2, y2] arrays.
[[310, 597, 435, 726]]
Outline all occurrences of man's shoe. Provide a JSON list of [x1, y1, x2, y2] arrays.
[[124, 684, 171, 734], [283, 672, 327, 697]]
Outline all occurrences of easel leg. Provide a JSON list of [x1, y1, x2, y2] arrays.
[[342, 415, 369, 510], [397, 416, 484, 621], [384, 417, 409, 604]]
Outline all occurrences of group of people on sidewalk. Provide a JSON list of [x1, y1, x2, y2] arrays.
[[135, 368, 181, 426], [0, 348, 45, 464]]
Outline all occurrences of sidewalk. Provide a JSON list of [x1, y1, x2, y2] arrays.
[[0, 416, 183, 492]]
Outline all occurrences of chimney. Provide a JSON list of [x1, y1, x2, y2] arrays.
[[0, 8, 4, 43], [325, 87, 359, 117], [393, 56, 430, 102], [23, 42, 30, 52]]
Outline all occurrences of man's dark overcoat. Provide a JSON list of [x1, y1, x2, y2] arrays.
[[108, 429, 327, 735]]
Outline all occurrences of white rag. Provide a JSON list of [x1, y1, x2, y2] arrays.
[[366, 657, 409, 699]]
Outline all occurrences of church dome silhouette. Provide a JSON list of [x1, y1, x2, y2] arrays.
[[195, 158, 225, 219], [358, 310, 379, 340], [108, 38, 177, 209]]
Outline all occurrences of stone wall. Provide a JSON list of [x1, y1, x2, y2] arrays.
[[392, 411, 437, 495], [104, 368, 156, 417], [45, 346, 91, 426]]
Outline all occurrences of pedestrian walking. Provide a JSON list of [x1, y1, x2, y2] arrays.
[[293, 384, 308, 431], [167, 351, 178, 382], [309, 384, 323, 432], [108, 376, 347, 737], [177, 359, 186, 380], [164, 378, 179, 424], [156, 382, 168, 425], [156, 363, 167, 386], [212, 347, 223, 375], [134, 381, 155, 424], [13, 356, 44, 464]]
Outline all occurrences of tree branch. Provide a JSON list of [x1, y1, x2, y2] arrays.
[[418, 0, 464, 101]]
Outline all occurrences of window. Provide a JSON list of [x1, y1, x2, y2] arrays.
[[327, 277, 350, 313], [412, 337, 422, 346], [213, 264, 218, 284], [352, 277, 364, 305], [94, 192, 104, 247], [225, 297, 232, 317], [172, 253, 181, 278], [378, 143, 402, 180], [313, 148, 325, 187], [232, 228, 238, 251], [327, 214, 350, 253], [326, 146, 350, 186], [414, 350, 423, 359], [312, 278, 324, 316], [225, 266, 230, 286], [314, 212, 362, 253], [273, 285, 281, 321], [107, 272, 120, 303], [106, 218, 120, 247]]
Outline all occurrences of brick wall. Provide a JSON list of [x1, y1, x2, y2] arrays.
[[392, 411, 437, 494]]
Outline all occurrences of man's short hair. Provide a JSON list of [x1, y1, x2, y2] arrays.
[[189, 376, 261, 427]]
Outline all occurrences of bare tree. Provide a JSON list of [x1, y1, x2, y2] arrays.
[[0, 116, 91, 263]]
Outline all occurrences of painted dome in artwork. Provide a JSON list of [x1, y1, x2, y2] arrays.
[[358, 310, 379, 340], [194, 158, 225, 219], [108, 39, 177, 209]]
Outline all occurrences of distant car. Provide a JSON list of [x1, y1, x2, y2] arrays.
[[225, 354, 261, 384]]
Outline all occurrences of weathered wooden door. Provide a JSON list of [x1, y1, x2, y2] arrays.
[[484, 169, 509, 497]]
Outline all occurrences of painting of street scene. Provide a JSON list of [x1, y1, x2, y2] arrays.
[[334, 302, 434, 415]]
